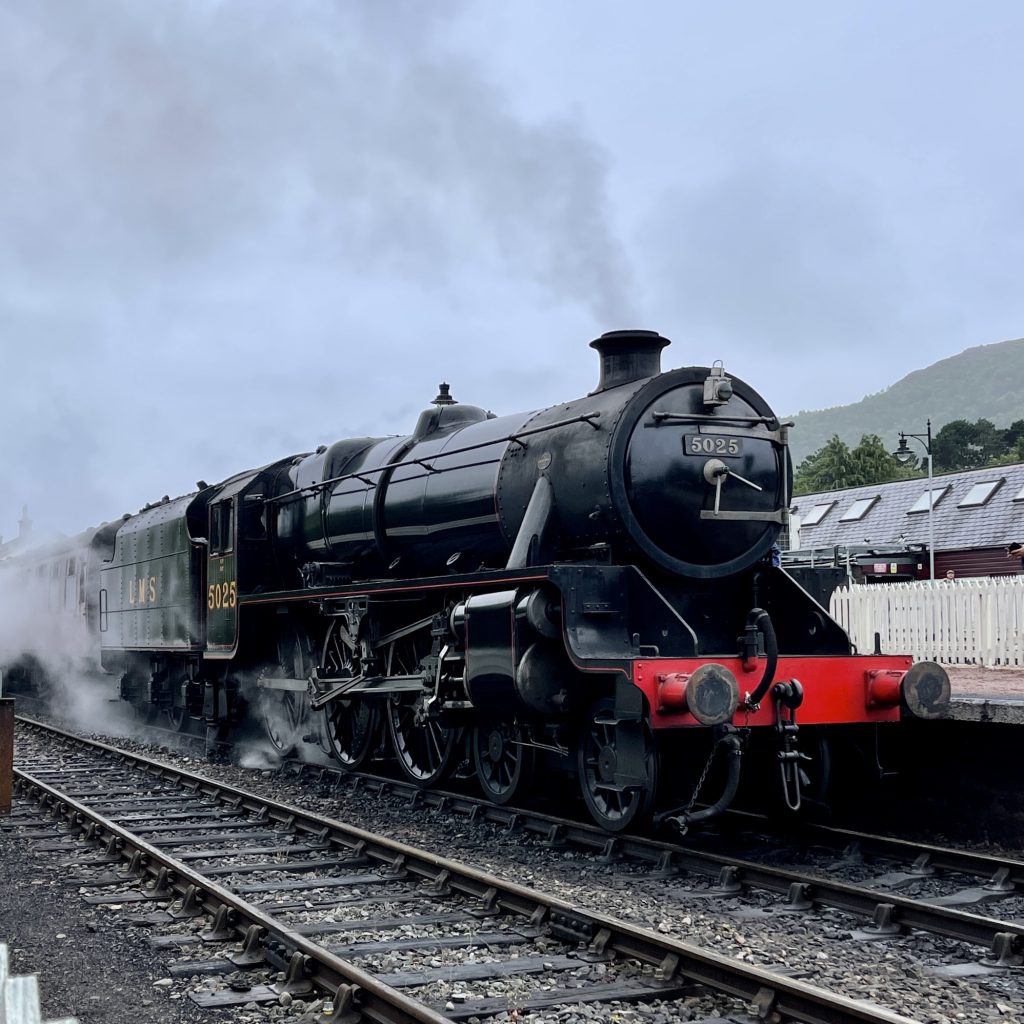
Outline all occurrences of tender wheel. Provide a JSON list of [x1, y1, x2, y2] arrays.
[[473, 721, 535, 805], [577, 698, 657, 832], [320, 619, 378, 768], [386, 697, 456, 786]]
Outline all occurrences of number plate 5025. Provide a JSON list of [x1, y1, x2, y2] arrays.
[[684, 434, 743, 457]]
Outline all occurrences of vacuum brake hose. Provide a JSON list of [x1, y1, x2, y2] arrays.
[[744, 607, 778, 709]]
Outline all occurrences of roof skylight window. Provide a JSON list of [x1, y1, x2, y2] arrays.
[[800, 502, 835, 526], [907, 485, 949, 514], [958, 480, 1003, 508], [840, 496, 879, 522]]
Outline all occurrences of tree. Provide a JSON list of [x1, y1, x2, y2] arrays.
[[932, 418, 1006, 471], [851, 434, 905, 483], [793, 433, 916, 495], [795, 416, 1024, 495], [1004, 419, 1024, 451], [931, 419, 971, 470], [793, 435, 855, 494]]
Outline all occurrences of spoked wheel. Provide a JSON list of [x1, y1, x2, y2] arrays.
[[387, 697, 456, 787], [472, 721, 535, 805], [320, 618, 378, 768], [261, 691, 303, 755], [384, 632, 456, 787], [323, 700, 378, 769], [577, 698, 658, 832], [261, 624, 315, 755]]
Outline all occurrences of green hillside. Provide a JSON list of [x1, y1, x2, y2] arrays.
[[785, 337, 1024, 466]]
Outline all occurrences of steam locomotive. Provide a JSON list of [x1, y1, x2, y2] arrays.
[[1, 331, 949, 831]]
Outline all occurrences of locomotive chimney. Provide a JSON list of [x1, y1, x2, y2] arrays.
[[589, 330, 670, 392]]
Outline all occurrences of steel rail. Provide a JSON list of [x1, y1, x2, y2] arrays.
[[275, 769, 1024, 956], [13, 717, 920, 1024], [13, 770, 449, 1024], [17, 713, 1024, 955], [719, 810, 1024, 888]]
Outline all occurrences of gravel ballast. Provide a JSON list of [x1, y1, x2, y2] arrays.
[[7, 705, 1024, 1023]]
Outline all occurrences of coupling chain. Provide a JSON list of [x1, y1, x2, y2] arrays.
[[682, 737, 720, 816]]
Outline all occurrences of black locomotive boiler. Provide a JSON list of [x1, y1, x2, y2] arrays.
[[7, 331, 950, 831]]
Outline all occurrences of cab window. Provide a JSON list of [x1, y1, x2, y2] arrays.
[[242, 495, 266, 540], [210, 501, 234, 554]]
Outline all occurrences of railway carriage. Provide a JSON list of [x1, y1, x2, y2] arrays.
[[2, 331, 950, 831], [0, 523, 118, 696]]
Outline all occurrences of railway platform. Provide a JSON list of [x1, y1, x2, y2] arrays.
[[943, 665, 1024, 724]]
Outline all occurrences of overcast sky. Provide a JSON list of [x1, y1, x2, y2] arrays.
[[3, 1, 1023, 540]]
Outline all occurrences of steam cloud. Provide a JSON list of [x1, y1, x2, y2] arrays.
[[1, 0, 636, 540], [0, 530, 338, 766], [1, 1, 632, 312], [0, 534, 135, 737]]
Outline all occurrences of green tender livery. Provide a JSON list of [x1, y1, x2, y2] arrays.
[[99, 495, 205, 652]]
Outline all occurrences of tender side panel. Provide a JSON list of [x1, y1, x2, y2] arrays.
[[100, 498, 202, 652]]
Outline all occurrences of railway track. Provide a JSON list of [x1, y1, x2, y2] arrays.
[[17, 708, 1024, 967], [285, 766, 1024, 973], [7, 716, 927, 1024]]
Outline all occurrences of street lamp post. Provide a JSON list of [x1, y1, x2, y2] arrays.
[[893, 420, 935, 581]]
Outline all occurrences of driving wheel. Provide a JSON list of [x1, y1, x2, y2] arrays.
[[384, 633, 455, 786]]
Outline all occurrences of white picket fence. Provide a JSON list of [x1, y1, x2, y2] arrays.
[[0, 945, 77, 1024], [829, 578, 1024, 666]]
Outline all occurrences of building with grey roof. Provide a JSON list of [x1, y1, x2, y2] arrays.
[[0, 507, 32, 562], [787, 462, 1024, 581]]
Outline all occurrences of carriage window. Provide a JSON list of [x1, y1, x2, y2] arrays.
[[210, 501, 234, 554]]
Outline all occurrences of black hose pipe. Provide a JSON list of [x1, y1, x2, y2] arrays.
[[743, 607, 778, 710], [654, 731, 744, 835]]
